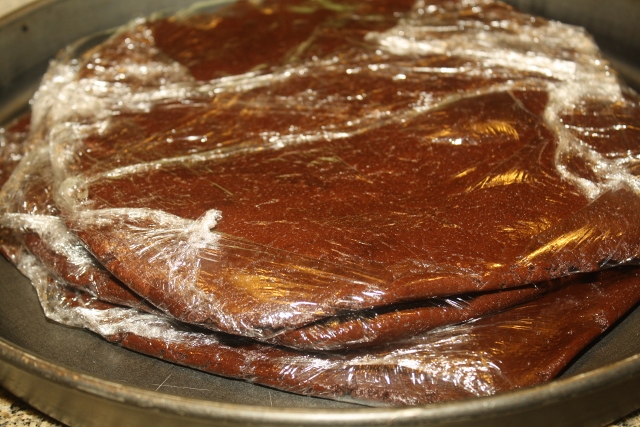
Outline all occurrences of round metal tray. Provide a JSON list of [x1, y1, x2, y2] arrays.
[[1, 1, 640, 426]]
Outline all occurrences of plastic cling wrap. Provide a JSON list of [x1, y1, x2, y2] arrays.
[[0, 127, 555, 349], [9, 238, 640, 406], [1, 0, 640, 406], [0, 141, 155, 311], [0, 113, 29, 189], [0, 113, 31, 266], [28, 0, 640, 339]]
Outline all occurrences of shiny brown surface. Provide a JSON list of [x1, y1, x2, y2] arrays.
[[53, 0, 640, 338], [0, 124, 557, 349], [50, 263, 640, 405], [1, 0, 637, 412]]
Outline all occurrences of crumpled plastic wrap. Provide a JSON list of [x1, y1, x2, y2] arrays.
[[2, 0, 640, 406], [0, 142, 155, 311], [9, 237, 640, 406], [0, 128, 554, 349], [0, 113, 29, 190], [0, 112, 32, 263], [23, 0, 640, 340]]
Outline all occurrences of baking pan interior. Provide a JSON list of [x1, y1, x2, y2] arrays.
[[0, 0, 640, 426]]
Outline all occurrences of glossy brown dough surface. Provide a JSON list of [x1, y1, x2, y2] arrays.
[[0, 140, 154, 311], [0, 124, 552, 348], [17, 244, 640, 405], [36, 0, 640, 338], [112, 268, 640, 404]]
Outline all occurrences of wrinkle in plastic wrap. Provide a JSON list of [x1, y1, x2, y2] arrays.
[[0, 141, 155, 312], [0, 121, 555, 350], [0, 113, 32, 264], [26, 0, 640, 339], [9, 238, 640, 405], [1, 0, 640, 406], [0, 113, 30, 189]]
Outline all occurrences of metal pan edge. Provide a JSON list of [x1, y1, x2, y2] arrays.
[[2, 335, 640, 427]]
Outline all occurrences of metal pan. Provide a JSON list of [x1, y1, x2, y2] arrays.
[[1, 0, 639, 425]]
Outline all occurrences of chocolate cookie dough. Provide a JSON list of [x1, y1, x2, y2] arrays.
[[13, 0, 640, 336], [13, 243, 640, 405], [0, 129, 553, 349]]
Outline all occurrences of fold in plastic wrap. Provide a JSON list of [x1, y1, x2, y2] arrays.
[[0, 113, 29, 189], [9, 239, 640, 406], [27, 0, 640, 339], [0, 113, 32, 262], [0, 129, 554, 349], [0, 142, 155, 312], [2, 0, 640, 406]]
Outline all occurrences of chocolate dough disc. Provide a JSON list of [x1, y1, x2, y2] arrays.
[[0, 141, 154, 311], [0, 128, 553, 349], [34, 0, 640, 338], [12, 241, 640, 405]]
